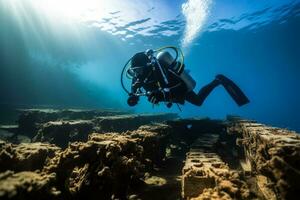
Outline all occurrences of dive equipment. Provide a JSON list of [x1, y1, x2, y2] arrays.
[[147, 50, 169, 85], [216, 75, 250, 106], [121, 46, 188, 110], [121, 46, 184, 96], [180, 70, 196, 92], [157, 50, 196, 92]]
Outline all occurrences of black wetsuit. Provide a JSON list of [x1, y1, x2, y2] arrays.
[[129, 51, 249, 107], [131, 61, 223, 106], [131, 63, 186, 104]]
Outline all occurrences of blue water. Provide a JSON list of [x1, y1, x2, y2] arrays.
[[0, 0, 300, 131]]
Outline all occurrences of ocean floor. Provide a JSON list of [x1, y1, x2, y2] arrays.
[[0, 109, 299, 200]]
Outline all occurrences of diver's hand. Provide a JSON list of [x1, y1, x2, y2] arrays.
[[127, 93, 139, 106], [147, 90, 162, 104]]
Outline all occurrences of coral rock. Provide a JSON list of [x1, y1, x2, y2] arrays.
[[0, 141, 60, 172], [42, 133, 145, 200], [0, 171, 59, 200], [33, 120, 94, 148]]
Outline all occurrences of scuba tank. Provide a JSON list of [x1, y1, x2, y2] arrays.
[[179, 70, 196, 92], [157, 50, 196, 92]]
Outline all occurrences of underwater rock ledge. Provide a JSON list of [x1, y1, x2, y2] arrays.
[[0, 110, 299, 200]]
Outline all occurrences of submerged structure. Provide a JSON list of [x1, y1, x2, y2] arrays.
[[0, 109, 299, 200]]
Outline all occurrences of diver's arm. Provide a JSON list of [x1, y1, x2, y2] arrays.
[[131, 77, 143, 94], [148, 81, 186, 104], [127, 77, 142, 107]]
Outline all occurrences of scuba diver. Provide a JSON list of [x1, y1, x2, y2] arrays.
[[121, 47, 249, 108]]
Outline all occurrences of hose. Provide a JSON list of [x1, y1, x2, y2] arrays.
[[120, 57, 132, 94]]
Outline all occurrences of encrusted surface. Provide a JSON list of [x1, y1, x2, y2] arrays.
[[227, 117, 300, 200], [93, 113, 178, 132], [31, 113, 178, 148], [0, 171, 59, 200], [17, 109, 130, 137], [182, 134, 250, 200], [0, 141, 60, 172], [0, 110, 299, 200], [43, 133, 145, 199], [33, 120, 94, 148]]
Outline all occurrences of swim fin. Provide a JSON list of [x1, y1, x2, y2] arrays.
[[216, 74, 250, 106]]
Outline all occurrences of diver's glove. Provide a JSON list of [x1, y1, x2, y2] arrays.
[[127, 93, 139, 106], [148, 90, 163, 104]]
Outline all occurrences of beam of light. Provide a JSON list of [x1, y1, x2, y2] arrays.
[[181, 0, 212, 49], [3, 0, 114, 27], [3, 0, 178, 41]]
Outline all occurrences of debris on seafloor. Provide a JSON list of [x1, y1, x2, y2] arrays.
[[0, 109, 299, 200]]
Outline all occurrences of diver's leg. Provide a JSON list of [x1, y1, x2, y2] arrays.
[[186, 79, 220, 106], [185, 91, 201, 105], [216, 74, 250, 106], [185, 75, 250, 106]]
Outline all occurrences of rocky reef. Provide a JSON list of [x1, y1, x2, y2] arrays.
[[227, 117, 300, 200], [16, 109, 130, 137], [0, 141, 60, 172], [0, 110, 299, 200]]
